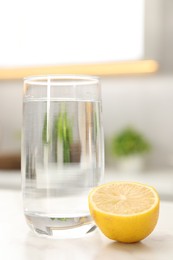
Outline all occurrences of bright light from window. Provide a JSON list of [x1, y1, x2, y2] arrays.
[[0, 0, 144, 67]]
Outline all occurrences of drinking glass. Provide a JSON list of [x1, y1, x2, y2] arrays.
[[22, 75, 104, 238]]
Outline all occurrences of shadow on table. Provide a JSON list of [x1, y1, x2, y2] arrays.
[[94, 240, 154, 259]]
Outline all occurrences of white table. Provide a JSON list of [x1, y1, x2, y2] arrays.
[[1, 169, 173, 200], [0, 189, 173, 260]]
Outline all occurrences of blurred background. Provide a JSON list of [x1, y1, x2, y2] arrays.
[[0, 0, 173, 200]]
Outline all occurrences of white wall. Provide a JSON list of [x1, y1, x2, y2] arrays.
[[0, 80, 22, 153], [101, 75, 173, 169], [1, 74, 173, 169]]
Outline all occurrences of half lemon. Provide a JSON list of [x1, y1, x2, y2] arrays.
[[88, 181, 160, 243]]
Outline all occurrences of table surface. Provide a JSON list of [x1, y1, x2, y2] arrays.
[[0, 189, 173, 260], [1, 169, 173, 200]]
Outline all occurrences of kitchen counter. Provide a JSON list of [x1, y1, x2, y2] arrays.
[[0, 188, 173, 259]]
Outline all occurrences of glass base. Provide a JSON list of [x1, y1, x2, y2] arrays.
[[25, 213, 97, 239]]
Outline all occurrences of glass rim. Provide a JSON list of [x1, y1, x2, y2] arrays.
[[24, 74, 99, 86]]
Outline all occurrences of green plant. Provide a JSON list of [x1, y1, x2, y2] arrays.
[[42, 106, 73, 164], [54, 110, 73, 163], [112, 127, 151, 157]]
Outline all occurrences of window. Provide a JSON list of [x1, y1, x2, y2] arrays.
[[0, 0, 144, 67]]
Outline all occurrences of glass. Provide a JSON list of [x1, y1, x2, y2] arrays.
[[22, 75, 104, 238]]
